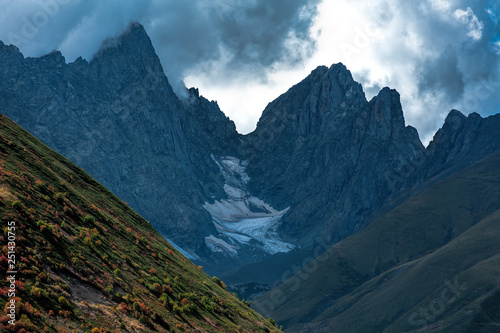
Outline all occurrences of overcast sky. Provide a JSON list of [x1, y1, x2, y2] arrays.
[[1, 0, 499, 144]]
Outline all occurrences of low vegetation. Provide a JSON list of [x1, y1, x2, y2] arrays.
[[0, 114, 282, 332]]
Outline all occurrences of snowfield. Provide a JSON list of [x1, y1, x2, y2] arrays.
[[204, 155, 295, 256]]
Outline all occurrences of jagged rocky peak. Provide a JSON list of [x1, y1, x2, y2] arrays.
[[93, 22, 156, 60], [322, 62, 365, 97], [366, 87, 414, 142], [187, 87, 201, 98], [370, 88, 404, 125], [0, 40, 22, 57], [306, 62, 362, 95], [0, 41, 26, 76], [182, 87, 240, 155], [427, 110, 483, 155], [446, 109, 468, 127], [419, 109, 484, 178], [307, 63, 368, 121], [90, 22, 172, 96], [241, 61, 428, 250], [252, 63, 367, 139], [443, 109, 482, 134]]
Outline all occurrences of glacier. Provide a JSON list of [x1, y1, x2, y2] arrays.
[[204, 155, 294, 256]]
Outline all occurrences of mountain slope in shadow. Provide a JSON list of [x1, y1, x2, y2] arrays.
[[255, 149, 500, 332]]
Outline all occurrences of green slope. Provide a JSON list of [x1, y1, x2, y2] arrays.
[[0, 113, 281, 332], [254, 149, 500, 332], [301, 208, 500, 332]]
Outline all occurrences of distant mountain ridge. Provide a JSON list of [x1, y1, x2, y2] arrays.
[[1, 22, 500, 291]]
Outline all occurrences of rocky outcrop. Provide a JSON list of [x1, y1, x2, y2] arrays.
[[423, 110, 500, 177], [243, 64, 425, 246]]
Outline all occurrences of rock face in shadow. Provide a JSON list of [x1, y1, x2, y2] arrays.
[[421, 110, 500, 178], [243, 64, 425, 247]]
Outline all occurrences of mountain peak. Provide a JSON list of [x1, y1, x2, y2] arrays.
[[253, 62, 366, 139], [0, 39, 24, 75], [89, 21, 170, 96], [324, 62, 358, 89], [367, 86, 407, 140], [118, 21, 151, 46], [92, 22, 157, 65], [0, 40, 20, 54], [306, 63, 354, 89], [309, 65, 328, 78], [445, 109, 467, 125], [39, 50, 66, 67], [424, 108, 485, 178], [328, 62, 348, 72]]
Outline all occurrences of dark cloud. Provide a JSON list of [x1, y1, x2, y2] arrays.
[[418, 47, 465, 101], [0, 0, 320, 89], [216, 0, 318, 67], [411, 1, 500, 104]]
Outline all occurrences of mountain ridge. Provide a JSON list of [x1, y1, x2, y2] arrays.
[[243, 63, 425, 248], [1, 22, 500, 294]]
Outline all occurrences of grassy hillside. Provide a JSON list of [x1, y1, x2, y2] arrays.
[[301, 208, 500, 332], [255, 149, 500, 332], [0, 113, 281, 333]]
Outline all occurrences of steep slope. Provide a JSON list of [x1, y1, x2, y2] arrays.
[[0, 23, 239, 262], [305, 208, 500, 333], [244, 64, 425, 247], [0, 113, 281, 332], [254, 149, 500, 332]]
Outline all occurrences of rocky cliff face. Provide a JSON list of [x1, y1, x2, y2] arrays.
[[243, 64, 425, 246], [422, 110, 500, 178]]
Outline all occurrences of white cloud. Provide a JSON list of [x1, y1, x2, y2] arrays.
[[454, 7, 484, 40], [431, 0, 452, 12]]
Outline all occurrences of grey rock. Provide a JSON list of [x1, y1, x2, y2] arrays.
[[243, 64, 425, 247]]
